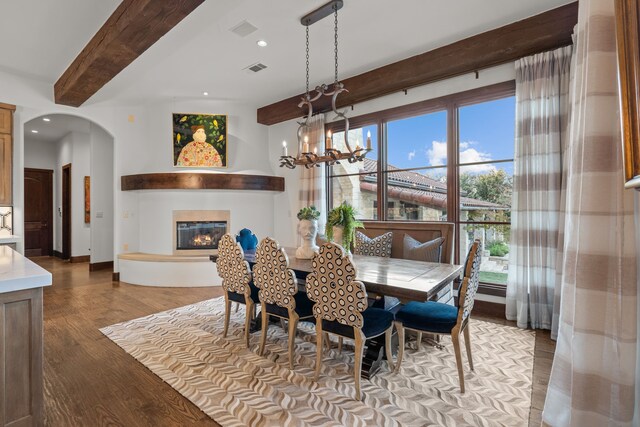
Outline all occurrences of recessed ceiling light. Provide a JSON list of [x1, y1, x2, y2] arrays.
[[31, 130, 38, 133], [203, 91, 209, 96], [257, 40, 268, 47], [42, 117, 51, 122]]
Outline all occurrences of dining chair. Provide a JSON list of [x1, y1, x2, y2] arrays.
[[305, 242, 395, 401], [393, 239, 481, 393], [216, 233, 260, 348], [252, 237, 315, 368]]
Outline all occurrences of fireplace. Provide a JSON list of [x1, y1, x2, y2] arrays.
[[176, 221, 227, 251], [172, 210, 231, 255]]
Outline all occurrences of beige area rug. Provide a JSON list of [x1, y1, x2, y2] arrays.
[[100, 297, 535, 427]]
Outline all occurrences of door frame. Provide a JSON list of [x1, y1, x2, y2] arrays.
[[62, 164, 71, 260], [24, 168, 53, 256]]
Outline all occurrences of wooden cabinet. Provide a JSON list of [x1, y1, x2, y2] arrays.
[[0, 104, 14, 206], [0, 134, 11, 206], [0, 288, 43, 427]]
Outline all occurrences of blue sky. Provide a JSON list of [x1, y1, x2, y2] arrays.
[[361, 96, 515, 175]]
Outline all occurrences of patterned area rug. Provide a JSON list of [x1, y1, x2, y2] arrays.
[[100, 297, 535, 427]]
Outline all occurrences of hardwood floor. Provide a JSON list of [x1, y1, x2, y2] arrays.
[[36, 257, 224, 426], [35, 257, 555, 426]]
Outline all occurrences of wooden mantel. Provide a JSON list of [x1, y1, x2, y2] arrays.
[[121, 173, 285, 192]]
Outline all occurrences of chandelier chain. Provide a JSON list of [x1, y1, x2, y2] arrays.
[[305, 26, 310, 95], [334, 7, 339, 84]]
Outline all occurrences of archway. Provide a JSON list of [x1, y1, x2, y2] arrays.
[[23, 114, 115, 269]]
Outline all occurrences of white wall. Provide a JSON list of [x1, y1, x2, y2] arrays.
[[117, 99, 273, 256], [53, 131, 91, 257], [24, 138, 57, 170], [269, 63, 517, 248], [90, 124, 114, 263]]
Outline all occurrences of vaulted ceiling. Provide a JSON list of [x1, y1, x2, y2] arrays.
[[0, 0, 573, 107]]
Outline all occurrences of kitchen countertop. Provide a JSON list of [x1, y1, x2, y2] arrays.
[[0, 245, 52, 293], [0, 235, 20, 244]]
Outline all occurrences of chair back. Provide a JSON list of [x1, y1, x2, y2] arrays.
[[216, 234, 252, 296], [236, 228, 258, 251], [457, 239, 481, 324], [305, 243, 368, 328], [252, 237, 298, 310]]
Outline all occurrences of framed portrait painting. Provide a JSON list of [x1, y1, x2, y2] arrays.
[[172, 113, 227, 168]]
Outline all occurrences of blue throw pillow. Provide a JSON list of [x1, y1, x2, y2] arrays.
[[236, 228, 258, 251]]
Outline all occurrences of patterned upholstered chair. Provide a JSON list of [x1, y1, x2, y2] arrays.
[[216, 234, 260, 348], [305, 242, 395, 401], [393, 239, 481, 393], [252, 237, 314, 368]]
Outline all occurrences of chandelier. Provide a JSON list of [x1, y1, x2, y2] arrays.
[[280, 0, 372, 169]]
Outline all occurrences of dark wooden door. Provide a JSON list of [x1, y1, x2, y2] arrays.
[[24, 168, 53, 257], [62, 164, 71, 260]]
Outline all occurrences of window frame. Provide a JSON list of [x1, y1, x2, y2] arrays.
[[325, 80, 515, 294]]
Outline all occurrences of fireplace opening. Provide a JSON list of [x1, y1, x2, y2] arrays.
[[176, 221, 227, 251]]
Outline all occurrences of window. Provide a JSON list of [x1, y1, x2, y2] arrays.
[[458, 97, 514, 286], [328, 124, 378, 219], [326, 81, 516, 292]]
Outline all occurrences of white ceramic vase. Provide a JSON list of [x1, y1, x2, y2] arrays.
[[296, 219, 319, 259]]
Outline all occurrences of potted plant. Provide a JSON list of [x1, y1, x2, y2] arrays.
[[325, 202, 364, 253], [295, 206, 321, 259]]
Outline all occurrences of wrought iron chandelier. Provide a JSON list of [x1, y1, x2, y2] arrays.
[[280, 0, 372, 169]]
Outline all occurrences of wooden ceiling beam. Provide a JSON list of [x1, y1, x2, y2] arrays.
[[54, 0, 204, 107], [257, 2, 578, 126]]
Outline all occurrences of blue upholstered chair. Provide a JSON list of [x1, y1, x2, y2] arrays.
[[216, 234, 260, 348], [305, 242, 395, 401], [393, 239, 481, 393], [236, 228, 258, 251], [252, 237, 314, 369]]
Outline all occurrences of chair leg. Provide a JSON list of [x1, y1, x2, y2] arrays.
[[324, 332, 332, 352], [394, 321, 404, 373], [235, 302, 239, 313], [451, 330, 465, 393], [258, 306, 268, 356], [223, 294, 231, 338], [416, 332, 422, 351], [288, 311, 299, 369], [353, 329, 365, 401], [463, 324, 474, 371], [244, 300, 254, 348], [314, 322, 324, 381], [384, 327, 394, 371]]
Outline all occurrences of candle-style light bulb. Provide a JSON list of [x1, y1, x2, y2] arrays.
[[282, 140, 288, 157], [366, 130, 372, 150], [326, 130, 332, 150], [313, 146, 318, 155], [303, 135, 310, 153]]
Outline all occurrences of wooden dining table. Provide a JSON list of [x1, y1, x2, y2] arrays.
[[210, 248, 464, 378]]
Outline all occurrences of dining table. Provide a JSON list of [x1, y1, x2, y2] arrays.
[[210, 247, 464, 378]]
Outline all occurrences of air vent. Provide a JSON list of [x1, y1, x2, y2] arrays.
[[245, 62, 268, 73], [229, 20, 258, 37]]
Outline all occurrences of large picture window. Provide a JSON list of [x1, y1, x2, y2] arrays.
[[326, 81, 515, 293]]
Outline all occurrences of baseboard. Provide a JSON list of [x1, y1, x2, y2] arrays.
[[70, 255, 90, 263], [112, 272, 120, 282], [89, 261, 113, 272], [53, 250, 64, 259]]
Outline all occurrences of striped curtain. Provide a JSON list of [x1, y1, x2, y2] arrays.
[[298, 115, 326, 232], [542, 0, 638, 425], [506, 46, 573, 330]]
